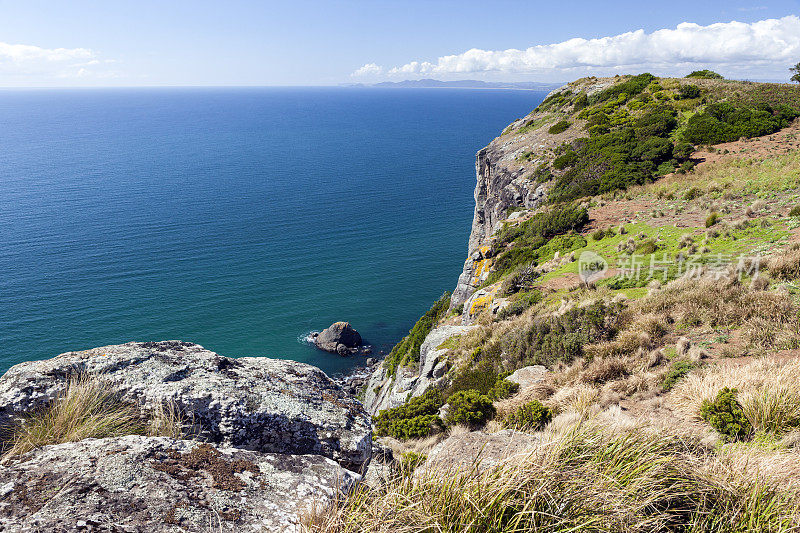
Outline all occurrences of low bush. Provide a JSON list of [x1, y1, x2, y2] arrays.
[[500, 300, 625, 369], [683, 102, 799, 145], [789, 206, 800, 217], [548, 119, 570, 134], [701, 387, 753, 441], [497, 290, 542, 320], [487, 378, 519, 401], [384, 293, 451, 376], [591, 228, 606, 240], [374, 389, 444, 440], [661, 361, 696, 392], [678, 84, 701, 99], [686, 69, 724, 79], [552, 150, 577, 170], [503, 400, 552, 431], [445, 390, 495, 428], [705, 212, 720, 228], [592, 73, 655, 104]]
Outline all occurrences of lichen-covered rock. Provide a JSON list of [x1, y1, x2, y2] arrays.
[[0, 435, 359, 532], [364, 325, 475, 414], [506, 365, 548, 389], [425, 429, 540, 472], [313, 322, 362, 353], [0, 341, 371, 470]]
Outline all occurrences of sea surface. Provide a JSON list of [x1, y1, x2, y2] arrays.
[[0, 87, 546, 376]]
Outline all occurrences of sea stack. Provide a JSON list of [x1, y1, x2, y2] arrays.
[[313, 322, 362, 355]]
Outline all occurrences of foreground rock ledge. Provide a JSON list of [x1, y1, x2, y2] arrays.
[[0, 341, 371, 470], [0, 435, 358, 532]]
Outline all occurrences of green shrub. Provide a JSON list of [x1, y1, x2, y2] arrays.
[[686, 69, 723, 79], [678, 84, 701, 99], [592, 73, 655, 104], [497, 290, 542, 320], [701, 387, 753, 441], [487, 379, 519, 401], [549, 108, 680, 202], [573, 93, 589, 111], [374, 389, 444, 439], [661, 361, 696, 391], [683, 102, 799, 145], [552, 150, 578, 170], [385, 293, 451, 376], [446, 360, 499, 397], [706, 212, 720, 228], [500, 300, 625, 369], [789, 206, 800, 217], [445, 390, 495, 428], [591, 228, 606, 241], [503, 400, 553, 431], [548, 119, 571, 135]]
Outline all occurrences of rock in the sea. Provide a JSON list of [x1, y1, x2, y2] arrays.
[[0, 435, 359, 532], [0, 341, 371, 470], [314, 322, 362, 353]]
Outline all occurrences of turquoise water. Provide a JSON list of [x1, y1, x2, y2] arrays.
[[0, 87, 545, 376]]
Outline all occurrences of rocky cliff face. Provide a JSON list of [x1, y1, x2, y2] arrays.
[[364, 82, 599, 414], [0, 341, 371, 531]]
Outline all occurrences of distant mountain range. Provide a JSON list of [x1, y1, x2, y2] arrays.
[[346, 79, 564, 91]]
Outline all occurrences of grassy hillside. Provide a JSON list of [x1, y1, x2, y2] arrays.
[[318, 73, 800, 531]]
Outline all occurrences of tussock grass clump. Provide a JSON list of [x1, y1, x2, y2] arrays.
[[766, 249, 800, 280], [303, 425, 800, 532], [1, 374, 185, 461], [671, 358, 800, 436]]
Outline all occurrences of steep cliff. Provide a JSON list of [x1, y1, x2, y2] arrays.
[[366, 73, 800, 417]]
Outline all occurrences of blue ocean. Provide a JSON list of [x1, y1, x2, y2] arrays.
[[0, 87, 546, 376]]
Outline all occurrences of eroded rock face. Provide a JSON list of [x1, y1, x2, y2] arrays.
[[0, 341, 371, 470], [313, 322, 362, 353], [0, 435, 359, 532], [364, 325, 475, 414]]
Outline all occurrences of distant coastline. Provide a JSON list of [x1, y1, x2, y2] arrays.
[[344, 78, 564, 91]]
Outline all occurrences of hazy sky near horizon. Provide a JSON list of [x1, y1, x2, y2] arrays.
[[1, 0, 799, 86]]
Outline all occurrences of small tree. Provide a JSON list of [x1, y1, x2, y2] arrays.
[[791, 62, 800, 83]]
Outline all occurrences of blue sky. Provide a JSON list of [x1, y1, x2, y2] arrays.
[[0, 0, 799, 86]]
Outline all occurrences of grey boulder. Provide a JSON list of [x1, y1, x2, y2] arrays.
[[313, 322, 362, 352], [0, 435, 359, 532], [0, 341, 371, 470]]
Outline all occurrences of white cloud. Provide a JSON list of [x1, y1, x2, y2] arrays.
[[357, 16, 800, 80], [0, 41, 121, 84], [0, 42, 93, 63], [352, 62, 383, 77]]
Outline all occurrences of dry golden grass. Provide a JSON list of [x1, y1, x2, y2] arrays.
[[1, 374, 186, 461], [670, 358, 800, 435], [767, 249, 800, 281], [304, 423, 800, 532]]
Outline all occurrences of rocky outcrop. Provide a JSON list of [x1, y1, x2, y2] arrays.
[[424, 429, 540, 472], [312, 322, 363, 354], [506, 365, 548, 389], [0, 435, 358, 532], [364, 325, 474, 414], [0, 341, 371, 470]]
